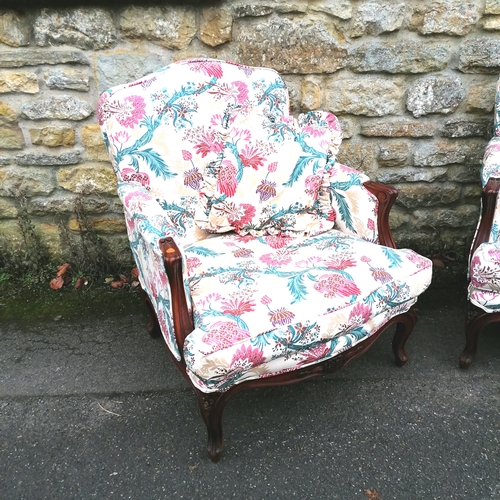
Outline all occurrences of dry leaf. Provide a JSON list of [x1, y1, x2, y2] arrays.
[[432, 258, 445, 269], [56, 263, 71, 277], [131, 267, 139, 280], [50, 276, 64, 290], [364, 489, 382, 500], [74, 277, 86, 289]]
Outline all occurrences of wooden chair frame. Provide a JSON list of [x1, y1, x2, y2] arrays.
[[460, 177, 500, 369], [141, 180, 420, 461]]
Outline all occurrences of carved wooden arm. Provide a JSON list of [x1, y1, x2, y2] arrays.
[[470, 177, 500, 259], [159, 236, 194, 359], [363, 180, 398, 249]]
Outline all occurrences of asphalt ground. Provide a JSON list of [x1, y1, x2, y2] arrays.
[[1, 283, 500, 500]]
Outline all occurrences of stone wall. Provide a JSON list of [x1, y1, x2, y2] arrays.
[[1, 0, 500, 264]]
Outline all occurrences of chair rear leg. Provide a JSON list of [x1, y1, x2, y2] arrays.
[[140, 288, 162, 338], [392, 307, 418, 366], [194, 388, 231, 462]]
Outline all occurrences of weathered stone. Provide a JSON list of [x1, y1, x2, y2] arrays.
[[29, 127, 75, 147], [300, 78, 323, 111], [21, 96, 92, 121], [34, 8, 116, 50], [0, 125, 24, 149], [337, 117, 356, 139], [44, 68, 89, 92], [388, 208, 410, 229], [483, 16, 500, 31], [15, 151, 80, 166], [350, 2, 406, 38], [446, 165, 480, 183], [326, 78, 402, 116], [0, 197, 18, 218], [395, 183, 461, 208], [378, 141, 410, 167], [337, 141, 377, 174], [309, 0, 353, 20], [0, 72, 38, 94], [0, 102, 17, 125], [0, 156, 10, 165], [351, 41, 449, 74], [273, 3, 308, 14], [200, 7, 233, 47], [0, 220, 24, 249], [232, 4, 274, 18], [28, 195, 109, 215], [37, 223, 63, 258], [0, 167, 55, 196], [486, 0, 500, 15], [236, 16, 347, 74], [57, 163, 117, 195], [95, 53, 163, 94], [412, 1, 482, 36], [413, 206, 478, 228], [0, 50, 89, 68], [466, 82, 497, 113], [413, 139, 484, 167], [361, 120, 435, 138], [406, 75, 464, 118], [462, 183, 482, 200], [0, 11, 30, 47], [377, 167, 447, 184], [68, 215, 126, 233], [120, 7, 196, 49], [459, 39, 500, 73], [440, 118, 492, 138], [81, 124, 109, 162]]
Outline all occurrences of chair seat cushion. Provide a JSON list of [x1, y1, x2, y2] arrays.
[[183, 231, 432, 392], [469, 241, 500, 312]]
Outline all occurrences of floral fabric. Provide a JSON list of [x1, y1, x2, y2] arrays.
[[183, 231, 432, 392], [196, 109, 340, 236]]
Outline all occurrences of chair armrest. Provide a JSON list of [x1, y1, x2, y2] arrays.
[[470, 177, 500, 259], [329, 163, 397, 247]]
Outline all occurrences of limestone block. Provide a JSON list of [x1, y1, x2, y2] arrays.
[[68, 216, 126, 233], [462, 184, 482, 200], [406, 75, 464, 118], [232, 4, 274, 18], [30, 127, 75, 147], [57, 163, 117, 195], [0, 167, 55, 196], [95, 53, 163, 94], [309, 0, 353, 20], [350, 2, 406, 37], [301, 79, 323, 111], [388, 208, 410, 229], [486, 0, 500, 14], [200, 7, 233, 47], [81, 125, 109, 162], [447, 164, 481, 183], [0, 102, 17, 125], [326, 78, 402, 116], [440, 118, 492, 138], [414, 206, 478, 228], [120, 7, 196, 49], [351, 41, 449, 74], [44, 68, 89, 91], [0, 197, 18, 218], [413, 1, 482, 36], [236, 16, 347, 74], [0, 220, 24, 249], [15, 151, 80, 166], [0, 156, 10, 165], [0, 11, 30, 47], [0, 71, 38, 94], [413, 139, 484, 167], [34, 8, 116, 50], [377, 141, 410, 167], [37, 223, 62, 258], [483, 16, 500, 31], [361, 120, 435, 137], [377, 167, 447, 184], [0, 50, 89, 68], [396, 184, 461, 208], [337, 141, 377, 174], [21, 96, 93, 120], [466, 82, 497, 113], [0, 126, 24, 149], [28, 195, 109, 215], [459, 39, 500, 73]]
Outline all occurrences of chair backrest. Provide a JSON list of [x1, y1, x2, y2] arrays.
[[98, 58, 290, 243]]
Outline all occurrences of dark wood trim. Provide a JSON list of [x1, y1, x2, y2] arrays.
[[470, 177, 500, 260], [363, 180, 398, 249]]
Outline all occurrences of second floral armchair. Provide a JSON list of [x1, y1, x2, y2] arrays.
[[98, 58, 433, 460]]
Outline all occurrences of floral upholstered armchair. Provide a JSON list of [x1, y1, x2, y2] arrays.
[[98, 58, 433, 460], [460, 78, 500, 369]]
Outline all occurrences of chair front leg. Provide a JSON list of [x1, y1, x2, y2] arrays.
[[392, 307, 418, 366]]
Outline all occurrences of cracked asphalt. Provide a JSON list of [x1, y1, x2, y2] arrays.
[[1, 284, 500, 500]]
